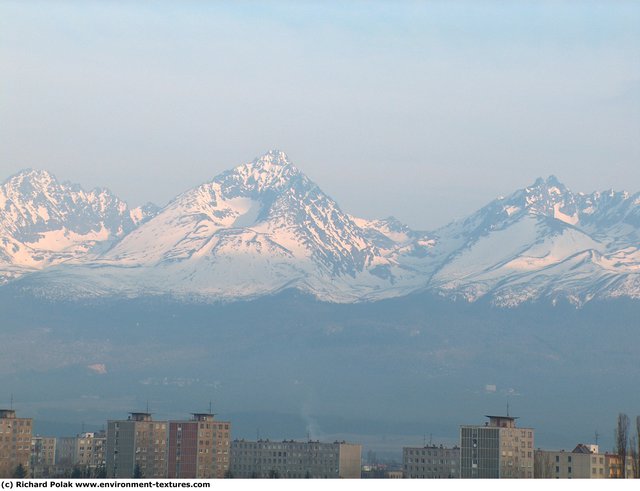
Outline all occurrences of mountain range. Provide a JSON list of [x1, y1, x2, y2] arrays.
[[2, 151, 639, 453], [2, 150, 639, 306]]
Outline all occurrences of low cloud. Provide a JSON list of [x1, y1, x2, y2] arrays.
[[87, 363, 107, 375]]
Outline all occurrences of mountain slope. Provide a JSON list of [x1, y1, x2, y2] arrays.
[[429, 176, 640, 305]]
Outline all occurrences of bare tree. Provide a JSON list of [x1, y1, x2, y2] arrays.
[[630, 434, 638, 479], [635, 416, 640, 479], [534, 450, 554, 478], [615, 413, 630, 478]]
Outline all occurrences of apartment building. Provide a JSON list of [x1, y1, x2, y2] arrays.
[[0, 409, 32, 478], [31, 436, 57, 477], [403, 445, 460, 478], [230, 440, 361, 478], [106, 412, 168, 478], [167, 413, 231, 478], [605, 453, 636, 479], [75, 431, 106, 476], [535, 444, 606, 478], [460, 415, 534, 478]]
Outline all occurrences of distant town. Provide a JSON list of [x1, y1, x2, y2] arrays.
[[1, 408, 638, 479]]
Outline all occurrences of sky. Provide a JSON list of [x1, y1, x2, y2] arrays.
[[1, 0, 639, 229]]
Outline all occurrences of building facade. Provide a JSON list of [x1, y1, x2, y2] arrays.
[[76, 431, 106, 476], [55, 436, 77, 473], [51, 432, 106, 477], [167, 413, 231, 479], [605, 453, 636, 479], [0, 409, 33, 478], [55, 436, 78, 474], [403, 445, 460, 478], [535, 444, 606, 478], [230, 440, 361, 478], [31, 436, 57, 477], [106, 412, 168, 478], [460, 415, 534, 478]]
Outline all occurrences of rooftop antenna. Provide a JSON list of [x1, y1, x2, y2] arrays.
[[506, 401, 510, 417], [10, 394, 13, 410], [595, 430, 600, 446], [429, 433, 433, 446]]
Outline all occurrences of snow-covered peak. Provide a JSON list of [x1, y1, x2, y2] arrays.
[[525, 174, 571, 202], [218, 149, 300, 195], [2, 168, 59, 199], [254, 149, 291, 167], [4, 168, 57, 183], [105, 150, 383, 279], [0, 169, 157, 271], [518, 177, 639, 229], [531, 174, 563, 188], [166, 150, 303, 216], [433, 176, 585, 261], [519, 175, 578, 223], [469, 175, 575, 227]]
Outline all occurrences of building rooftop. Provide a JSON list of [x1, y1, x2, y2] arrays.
[[129, 412, 153, 421], [0, 409, 17, 419], [484, 415, 520, 428], [404, 444, 460, 450], [573, 444, 599, 454]]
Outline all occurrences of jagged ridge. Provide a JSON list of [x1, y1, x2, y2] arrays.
[[0, 169, 158, 277]]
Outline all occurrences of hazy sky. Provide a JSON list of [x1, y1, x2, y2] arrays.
[[1, 1, 639, 229]]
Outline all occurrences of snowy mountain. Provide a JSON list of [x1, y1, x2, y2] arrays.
[[2, 152, 639, 306], [429, 176, 640, 305], [18, 151, 429, 301], [0, 169, 157, 283]]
